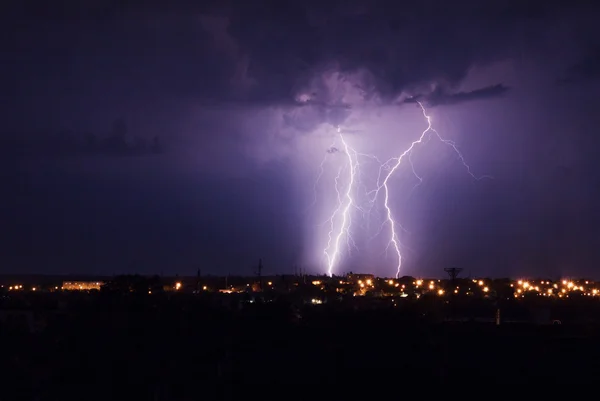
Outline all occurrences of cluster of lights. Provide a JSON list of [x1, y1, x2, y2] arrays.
[[62, 282, 103, 291], [4, 277, 600, 302], [471, 279, 489, 293], [357, 279, 373, 288], [330, 277, 493, 297], [413, 279, 448, 296], [3, 284, 52, 291], [337, 277, 600, 299], [512, 279, 600, 298]]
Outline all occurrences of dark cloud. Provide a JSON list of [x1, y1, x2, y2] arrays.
[[2, 0, 598, 158], [405, 84, 510, 107], [210, 1, 590, 104], [3, 0, 596, 109]]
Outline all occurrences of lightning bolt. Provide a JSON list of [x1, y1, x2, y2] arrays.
[[314, 102, 487, 278], [323, 127, 358, 277]]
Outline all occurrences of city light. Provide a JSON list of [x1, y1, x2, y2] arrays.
[[2, 276, 600, 303]]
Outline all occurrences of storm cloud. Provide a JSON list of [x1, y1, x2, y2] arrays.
[[4, 1, 600, 276], [405, 84, 511, 107]]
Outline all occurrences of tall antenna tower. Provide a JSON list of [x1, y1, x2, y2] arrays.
[[444, 267, 463, 285]]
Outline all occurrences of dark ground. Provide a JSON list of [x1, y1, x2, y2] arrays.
[[1, 294, 598, 400]]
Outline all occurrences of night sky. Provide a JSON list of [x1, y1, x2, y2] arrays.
[[3, 1, 600, 278]]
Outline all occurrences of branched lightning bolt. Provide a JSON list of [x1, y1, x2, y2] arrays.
[[373, 102, 487, 278], [314, 103, 488, 277]]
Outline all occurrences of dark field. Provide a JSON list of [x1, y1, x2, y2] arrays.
[[1, 295, 598, 400]]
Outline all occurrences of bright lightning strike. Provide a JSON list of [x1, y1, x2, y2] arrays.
[[323, 127, 358, 277], [314, 102, 488, 278], [374, 102, 485, 279]]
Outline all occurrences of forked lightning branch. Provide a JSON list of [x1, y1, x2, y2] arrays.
[[316, 103, 487, 279]]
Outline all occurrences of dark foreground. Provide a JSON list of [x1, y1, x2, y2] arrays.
[[2, 294, 599, 400]]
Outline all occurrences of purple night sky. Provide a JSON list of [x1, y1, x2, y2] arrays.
[[2, 1, 600, 277]]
